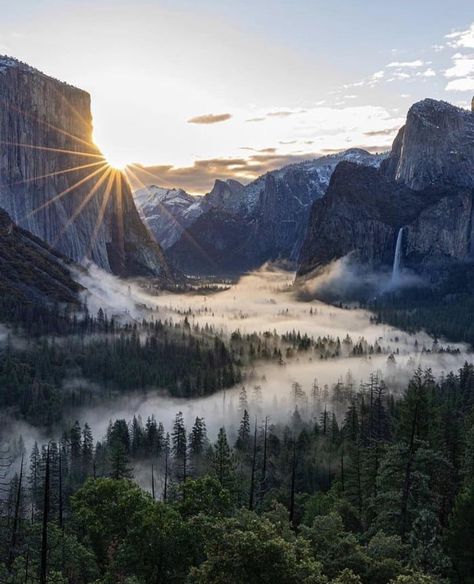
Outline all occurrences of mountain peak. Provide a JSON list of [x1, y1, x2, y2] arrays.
[[0, 55, 84, 92], [410, 97, 466, 115], [385, 97, 474, 190]]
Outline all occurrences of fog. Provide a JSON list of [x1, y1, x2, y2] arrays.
[[2, 261, 473, 487], [298, 255, 426, 304], [64, 263, 470, 442]]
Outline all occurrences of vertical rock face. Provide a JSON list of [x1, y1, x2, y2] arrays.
[[297, 99, 474, 278], [383, 99, 474, 190], [0, 56, 170, 279], [204, 179, 246, 214], [404, 191, 474, 266]]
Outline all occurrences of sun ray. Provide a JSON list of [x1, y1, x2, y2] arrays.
[[124, 165, 217, 269], [52, 166, 113, 248], [115, 169, 125, 261], [0, 140, 105, 159], [50, 85, 94, 130], [0, 97, 101, 152], [127, 163, 162, 181], [25, 162, 109, 220], [2, 160, 106, 188], [87, 169, 118, 257]]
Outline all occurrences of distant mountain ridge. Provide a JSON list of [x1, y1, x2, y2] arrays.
[[0, 55, 171, 280], [136, 148, 385, 275]]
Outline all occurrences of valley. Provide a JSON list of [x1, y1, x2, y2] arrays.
[[0, 19, 474, 582]]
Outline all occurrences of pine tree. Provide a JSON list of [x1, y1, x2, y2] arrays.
[[189, 417, 208, 477], [239, 386, 249, 414], [235, 410, 250, 451], [212, 428, 235, 489], [172, 412, 187, 483], [81, 423, 94, 481]]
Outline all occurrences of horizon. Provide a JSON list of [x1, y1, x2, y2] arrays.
[[0, 1, 473, 193]]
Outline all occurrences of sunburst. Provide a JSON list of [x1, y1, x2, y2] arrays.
[[125, 164, 217, 268]]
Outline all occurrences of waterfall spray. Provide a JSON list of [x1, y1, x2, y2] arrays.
[[392, 227, 405, 282]]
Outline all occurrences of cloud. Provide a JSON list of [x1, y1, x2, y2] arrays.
[[444, 54, 474, 78], [128, 152, 321, 194], [319, 145, 388, 155], [445, 23, 474, 49], [126, 103, 403, 193], [418, 68, 436, 78], [444, 52, 474, 92], [245, 108, 308, 121], [187, 112, 232, 124], [266, 109, 306, 118], [388, 71, 411, 81], [387, 59, 425, 68], [363, 126, 400, 137], [371, 70, 385, 80], [240, 146, 277, 153], [445, 77, 474, 91]]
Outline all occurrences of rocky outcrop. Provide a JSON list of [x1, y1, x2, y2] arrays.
[[204, 179, 246, 214], [168, 149, 385, 275], [383, 99, 474, 191], [404, 190, 474, 267], [297, 99, 474, 279], [0, 56, 170, 279], [133, 185, 200, 249]]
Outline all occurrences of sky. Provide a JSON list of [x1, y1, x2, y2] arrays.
[[0, 0, 473, 193]]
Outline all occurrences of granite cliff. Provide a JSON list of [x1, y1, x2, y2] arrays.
[[0, 56, 170, 279], [298, 99, 474, 278]]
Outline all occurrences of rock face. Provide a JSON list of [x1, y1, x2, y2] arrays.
[[168, 149, 384, 275], [297, 99, 474, 278], [204, 179, 246, 214], [133, 185, 200, 249], [0, 56, 170, 279], [384, 99, 474, 191]]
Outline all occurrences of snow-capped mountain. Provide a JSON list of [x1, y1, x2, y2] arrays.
[[167, 149, 386, 275], [133, 185, 203, 249]]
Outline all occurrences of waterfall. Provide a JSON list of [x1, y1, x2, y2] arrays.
[[392, 227, 405, 281]]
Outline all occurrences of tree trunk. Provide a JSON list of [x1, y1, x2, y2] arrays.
[[40, 446, 50, 584], [249, 419, 258, 510]]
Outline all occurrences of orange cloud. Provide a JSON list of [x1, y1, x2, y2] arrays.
[[187, 113, 232, 124]]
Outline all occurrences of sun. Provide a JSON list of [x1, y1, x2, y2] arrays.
[[105, 154, 130, 171], [93, 136, 130, 170]]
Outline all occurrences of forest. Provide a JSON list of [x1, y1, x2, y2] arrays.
[[369, 264, 474, 347], [1, 365, 474, 583]]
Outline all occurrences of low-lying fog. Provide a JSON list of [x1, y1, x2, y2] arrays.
[[1, 261, 472, 490], [65, 264, 471, 443]]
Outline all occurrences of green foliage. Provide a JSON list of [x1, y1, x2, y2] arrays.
[[2, 366, 474, 583], [448, 483, 474, 583], [71, 479, 150, 567], [188, 510, 327, 584]]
